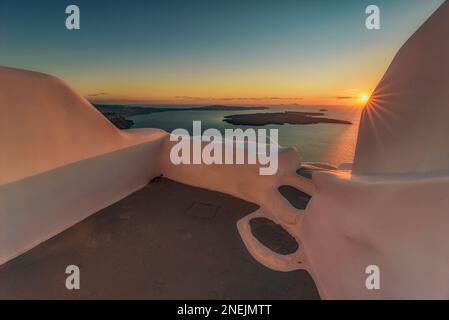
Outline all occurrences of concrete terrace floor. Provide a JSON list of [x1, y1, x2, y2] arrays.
[[0, 178, 319, 300]]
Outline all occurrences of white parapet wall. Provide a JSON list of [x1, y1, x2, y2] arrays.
[[302, 171, 449, 299], [298, 2, 449, 299], [161, 137, 314, 225], [0, 134, 166, 265], [0, 66, 167, 265]]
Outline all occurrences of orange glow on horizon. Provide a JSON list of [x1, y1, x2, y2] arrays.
[[87, 95, 366, 107]]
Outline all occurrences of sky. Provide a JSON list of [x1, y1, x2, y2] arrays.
[[0, 0, 445, 106]]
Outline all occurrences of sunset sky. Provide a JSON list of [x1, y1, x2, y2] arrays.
[[0, 0, 444, 106]]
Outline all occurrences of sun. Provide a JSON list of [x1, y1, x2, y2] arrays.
[[359, 93, 371, 105]]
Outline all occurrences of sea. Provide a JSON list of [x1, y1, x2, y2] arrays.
[[128, 105, 363, 166]]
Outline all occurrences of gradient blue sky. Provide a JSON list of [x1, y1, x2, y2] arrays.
[[0, 0, 445, 105]]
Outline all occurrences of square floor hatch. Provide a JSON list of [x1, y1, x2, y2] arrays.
[[185, 202, 220, 220]]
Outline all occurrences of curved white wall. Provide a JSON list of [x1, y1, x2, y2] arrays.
[[0, 67, 167, 265], [302, 172, 449, 299], [0, 134, 165, 265], [0, 67, 158, 186], [353, 1, 449, 176], [299, 1, 449, 299]]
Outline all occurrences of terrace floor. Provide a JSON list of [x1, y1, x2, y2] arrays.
[[0, 178, 319, 300]]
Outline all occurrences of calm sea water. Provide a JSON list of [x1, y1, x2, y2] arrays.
[[129, 105, 362, 166]]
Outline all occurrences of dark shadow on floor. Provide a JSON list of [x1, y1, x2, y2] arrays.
[[0, 178, 320, 300]]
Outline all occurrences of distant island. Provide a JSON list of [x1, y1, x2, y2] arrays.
[[223, 111, 352, 126], [94, 104, 268, 116], [93, 104, 269, 129], [94, 104, 351, 129]]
